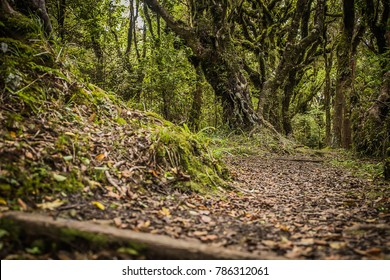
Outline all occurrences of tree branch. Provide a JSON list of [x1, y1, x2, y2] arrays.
[[142, 0, 202, 55]]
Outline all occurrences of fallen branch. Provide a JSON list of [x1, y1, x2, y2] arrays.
[[105, 170, 124, 195], [0, 211, 281, 260]]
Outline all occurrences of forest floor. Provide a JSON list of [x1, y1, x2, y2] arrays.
[[2, 152, 389, 260]]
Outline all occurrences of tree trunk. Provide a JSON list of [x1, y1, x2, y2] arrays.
[[58, 0, 66, 41], [324, 49, 333, 146], [143, 0, 259, 130], [188, 60, 203, 131], [91, 34, 104, 86], [2, 0, 52, 36], [200, 50, 259, 130], [333, 0, 355, 148], [281, 74, 296, 135]]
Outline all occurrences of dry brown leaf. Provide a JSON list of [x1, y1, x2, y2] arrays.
[[88, 113, 96, 123], [365, 247, 382, 255], [113, 217, 122, 227], [184, 201, 196, 208], [329, 242, 345, 249], [201, 215, 212, 223], [299, 238, 315, 246], [37, 199, 64, 210], [262, 240, 277, 247], [121, 170, 133, 178], [201, 235, 218, 241], [137, 220, 151, 229], [17, 198, 28, 210], [159, 207, 171, 217], [25, 151, 34, 159], [193, 231, 208, 236], [95, 153, 106, 161]]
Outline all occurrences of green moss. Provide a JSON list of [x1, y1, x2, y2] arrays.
[[115, 117, 127, 125], [0, 162, 83, 199], [149, 122, 228, 193], [59, 228, 109, 247], [0, 14, 36, 39]]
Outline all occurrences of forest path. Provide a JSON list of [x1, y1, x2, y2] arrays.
[[223, 155, 390, 259], [2, 155, 390, 260]]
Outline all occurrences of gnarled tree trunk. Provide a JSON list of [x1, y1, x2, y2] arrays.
[[143, 0, 259, 130]]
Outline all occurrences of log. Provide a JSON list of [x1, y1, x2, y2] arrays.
[[0, 211, 281, 260]]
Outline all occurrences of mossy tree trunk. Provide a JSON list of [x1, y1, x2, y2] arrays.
[[1, 0, 52, 36], [239, 0, 325, 134], [143, 0, 259, 130], [333, 0, 355, 148], [188, 58, 203, 131], [324, 45, 334, 147]]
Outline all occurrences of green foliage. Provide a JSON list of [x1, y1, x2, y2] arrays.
[[352, 48, 389, 157], [292, 107, 325, 149], [0, 8, 230, 200], [330, 159, 384, 180], [209, 127, 294, 157]]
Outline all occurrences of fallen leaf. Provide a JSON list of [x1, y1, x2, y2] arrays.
[[262, 240, 277, 247], [53, 174, 67, 182], [65, 132, 76, 136], [0, 198, 7, 205], [25, 151, 33, 159], [88, 113, 96, 123], [121, 170, 133, 178], [329, 242, 345, 249], [113, 217, 122, 227], [201, 234, 218, 241], [96, 153, 106, 161], [276, 224, 290, 232], [201, 215, 212, 223], [37, 199, 64, 210], [159, 207, 171, 217], [9, 131, 16, 138], [299, 238, 315, 246], [365, 248, 382, 255], [137, 220, 151, 229], [17, 198, 28, 210], [184, 201, 196, 208], [193, 231, 208, 236], [92, 201, 105, 210], [63, 155, 73, 161]]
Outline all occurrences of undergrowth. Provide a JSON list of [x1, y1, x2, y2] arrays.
[[0, 13, 228, 203]]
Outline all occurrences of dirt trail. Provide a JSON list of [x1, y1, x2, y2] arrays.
[[224, 156, 389, 259], [2, 155, 389, 259]]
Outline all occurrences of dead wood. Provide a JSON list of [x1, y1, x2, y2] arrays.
[[0, 211, 281, 260]]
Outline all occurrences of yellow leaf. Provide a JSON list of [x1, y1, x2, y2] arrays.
[[95, 153, 105, 161], [0, 197, 7, 205], [88, 113, 96, 123], [37, 199, 64, 210], [92, 201, 105, 210], [159, 207, 171, 217], [9, 131, 16, 138], [65, 132, 76, 137]]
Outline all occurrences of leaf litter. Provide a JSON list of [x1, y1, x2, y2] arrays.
[[1, 92, 389, 259]]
